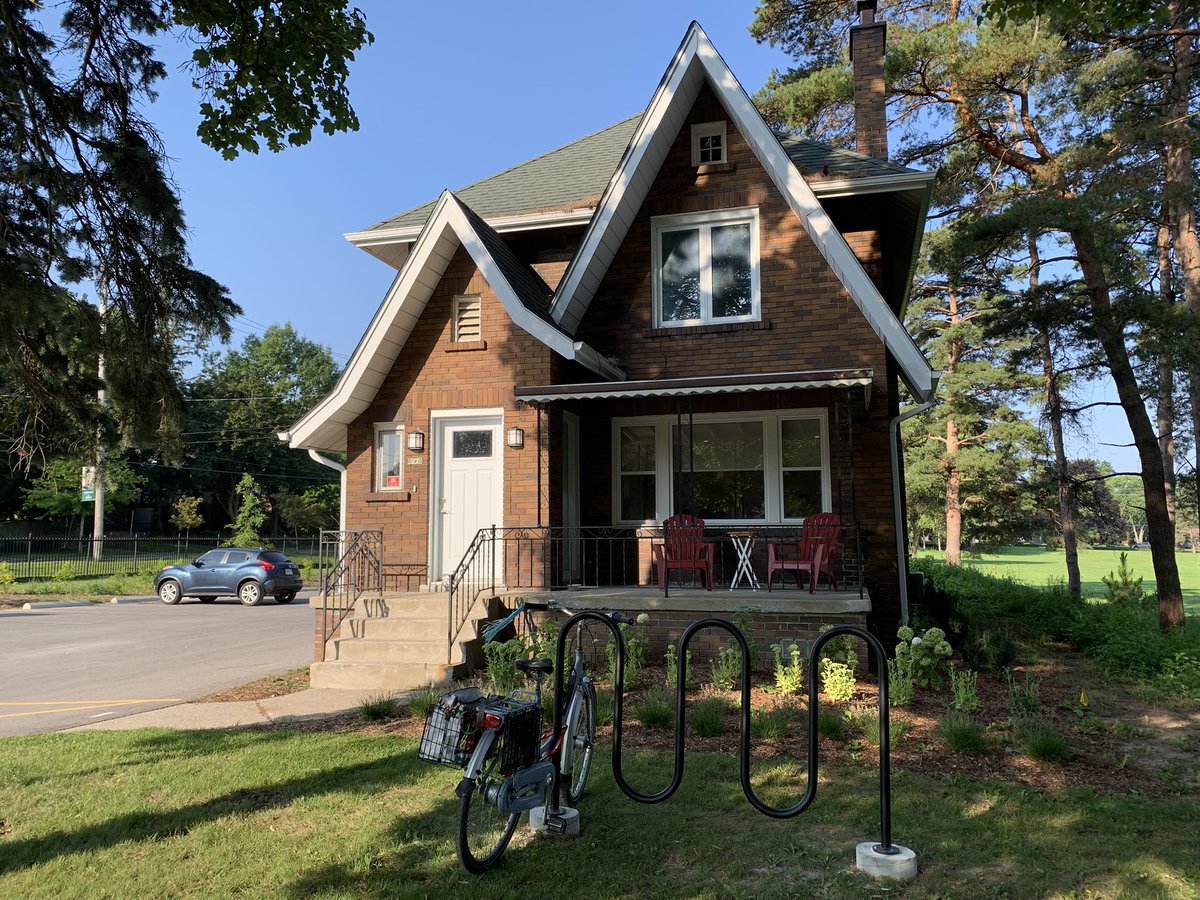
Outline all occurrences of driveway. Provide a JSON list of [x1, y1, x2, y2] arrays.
[[0, 594, 314, 737]]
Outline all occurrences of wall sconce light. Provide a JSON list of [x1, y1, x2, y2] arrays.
[[506, 427, 525, 449], [406, 430, 425, 452]]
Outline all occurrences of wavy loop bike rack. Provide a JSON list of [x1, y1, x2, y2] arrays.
[[548, 613, 917, 880]]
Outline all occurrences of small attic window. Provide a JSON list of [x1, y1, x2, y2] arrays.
[[691, 121, 727, 166], [453, 295, 482, 342]]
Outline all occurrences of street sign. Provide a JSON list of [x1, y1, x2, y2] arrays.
[[81, 489, 96, 502]]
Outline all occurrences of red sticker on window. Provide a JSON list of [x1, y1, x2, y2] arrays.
[[386, 475, 401, 488]]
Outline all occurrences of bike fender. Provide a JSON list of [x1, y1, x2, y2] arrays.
[[463, 728, 500, 780]]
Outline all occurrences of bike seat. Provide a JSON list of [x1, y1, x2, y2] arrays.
[[515, 658, 554, 676]]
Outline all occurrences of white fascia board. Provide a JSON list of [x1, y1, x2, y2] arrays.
[[449, 201, 624, 381], [550, 25, 702, 333], [287, 193, 462, 451], [810, 170, 936, 199]]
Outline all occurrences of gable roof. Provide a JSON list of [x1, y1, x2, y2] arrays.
[[547, 21, 936, 401], [283, 192, 622, 453]]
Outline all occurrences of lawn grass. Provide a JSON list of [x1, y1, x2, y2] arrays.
[[1, 729, 1196, 898], [917, 545, 1200, 616]]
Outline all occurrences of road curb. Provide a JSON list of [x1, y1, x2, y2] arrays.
[[21, 600, 94, 610], [110, 596, 158, 604]]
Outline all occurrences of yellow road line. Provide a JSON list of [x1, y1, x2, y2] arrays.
[[0, 699, 180, 719], [0, 699, 180, 706]]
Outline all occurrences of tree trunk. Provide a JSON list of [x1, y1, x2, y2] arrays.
[[1072, 228, 1186, 629], [1164, 1, 1200, 474], [1156, 221, 1178, 533], [945, 419, 962, 566], [1042, 332, 1080, 596]]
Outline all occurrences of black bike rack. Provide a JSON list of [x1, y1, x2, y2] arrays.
[[550, 614, 898, 856]]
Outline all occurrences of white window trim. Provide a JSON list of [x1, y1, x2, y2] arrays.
[[651, 206, 761, 329], [691, 121, 727, 166], [452, 294, 482, 342], [374, 423, 405, 492], [611, 409, 830, 526]]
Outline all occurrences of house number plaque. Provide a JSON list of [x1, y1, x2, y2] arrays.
[[407, 456, 424, 466]]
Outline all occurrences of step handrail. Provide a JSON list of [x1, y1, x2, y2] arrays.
[[318, 529, 383, 659]]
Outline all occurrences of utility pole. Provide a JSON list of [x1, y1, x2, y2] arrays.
[[92, 280, 106, 561]]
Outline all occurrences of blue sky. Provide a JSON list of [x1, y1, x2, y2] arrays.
[[139, 0, 1147, 473]]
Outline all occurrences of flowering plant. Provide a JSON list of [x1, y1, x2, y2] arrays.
[[895, 626, 953, 690]]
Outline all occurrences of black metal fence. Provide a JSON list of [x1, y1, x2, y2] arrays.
[[0, 534, 322, 581]]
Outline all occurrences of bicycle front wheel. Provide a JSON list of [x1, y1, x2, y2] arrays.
[[456, 739, 520, 873], [563, 682, 596, 806]]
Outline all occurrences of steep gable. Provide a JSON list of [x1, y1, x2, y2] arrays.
[[549, 22, 936, 401]]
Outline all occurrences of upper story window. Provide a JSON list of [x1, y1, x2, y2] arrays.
[[691, 121, 727, 165], [652, 207, 760, 328], [452, 295, 482, 342], [375, 423, 404, 491]]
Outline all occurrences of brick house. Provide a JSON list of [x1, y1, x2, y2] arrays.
[[283, 16, 938, 688]]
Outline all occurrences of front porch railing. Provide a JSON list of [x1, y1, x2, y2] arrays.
[[446, 523, 865, 660], [317, 529, 383, 660]]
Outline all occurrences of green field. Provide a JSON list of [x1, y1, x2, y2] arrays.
[[917, 545, 1200, 616]]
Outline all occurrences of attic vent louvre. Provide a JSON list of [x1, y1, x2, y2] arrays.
[[453, 295, 482, 341]]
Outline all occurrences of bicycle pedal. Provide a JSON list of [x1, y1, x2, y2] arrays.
[[544, 814, 567, 835]]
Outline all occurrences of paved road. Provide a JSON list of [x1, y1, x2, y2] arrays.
[[0, 594, 314, 738]]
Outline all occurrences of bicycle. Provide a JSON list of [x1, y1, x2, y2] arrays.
[[418, 600, 629, 873]]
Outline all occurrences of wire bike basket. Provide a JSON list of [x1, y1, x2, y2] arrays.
[[550, 613, 917, 881]]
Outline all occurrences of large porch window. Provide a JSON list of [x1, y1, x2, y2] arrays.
[[612, 410, 829, 525]]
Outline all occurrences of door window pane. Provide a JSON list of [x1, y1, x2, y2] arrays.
[[660, 228, 701, 322], [711, 223, 752, 318], [673, 421, 765, 520], [377, 427, 403, 490], [453, 430, 493, 458]]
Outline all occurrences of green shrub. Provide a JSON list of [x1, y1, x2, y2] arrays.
[[710, 644, 743, 691], [816, 707, 847, 741], [526, 617, 561, 660], [887, 654, 914, 707], [751, 706, 791, 740], [51, 561, 77, 582], [948, 665, 982, 713], [665, 644, 693, 690], [594, 689, 615, 727], [1102, 552, 1152, 611], [772, 641, 805, 696], [358, 693, 400, 721], [633, 684, 675, 728], [1006, 670, 1042, 718], [818, 658, 855, 702], [1013, 718, 1073, 762], [1151, 651, 1200, 700], [863, 713, 909, 748], [405, 686, 441, 719], [895, 625, 953, 689], [0, 560, 15, 586], [818, 625, 859, 669], [939, 711, 988, 753], [689, 696, 729, 737], [962, 624, 1018, 672], [606, 613, 649, 690], [483, 638, 526, 694]]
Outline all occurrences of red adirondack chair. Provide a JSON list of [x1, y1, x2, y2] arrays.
[[652, 514, 716, 592], [766, 512, 842, 593]]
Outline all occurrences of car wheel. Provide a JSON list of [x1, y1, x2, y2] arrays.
[[238, 581, 264, 607], [199, 597, 216, 604], [274, 592, 296, 604], [157, 580, 182, 605]]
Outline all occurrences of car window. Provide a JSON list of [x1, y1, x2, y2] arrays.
[[197, 550, 225, 566], [260, 551, 290, 564], [224, 551, 251, 564]]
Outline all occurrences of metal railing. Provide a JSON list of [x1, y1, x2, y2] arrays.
[[317, 530, 383, 660], [446, 523, 865, 660], [0, 534, 321, 580]]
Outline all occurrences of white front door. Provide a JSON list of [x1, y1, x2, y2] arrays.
[[434, 414, 504, 581]]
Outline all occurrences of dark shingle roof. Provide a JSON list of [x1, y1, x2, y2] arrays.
[[366, 115, 919, 235]]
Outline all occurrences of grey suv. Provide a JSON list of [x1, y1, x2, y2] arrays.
[[154, 548, 304, 606]]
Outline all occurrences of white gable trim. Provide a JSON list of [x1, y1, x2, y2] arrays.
[[549, 22, 936, 401], [285, 192, 622, 453]]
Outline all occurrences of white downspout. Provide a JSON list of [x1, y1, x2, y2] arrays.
[[890, 398, 936, 626], [306, 449, 347, 533]]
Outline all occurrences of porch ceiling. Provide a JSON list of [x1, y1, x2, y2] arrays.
[[514, 368, 873, 403]]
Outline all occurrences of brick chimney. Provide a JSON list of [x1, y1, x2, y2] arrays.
[[849, 0, 888, 159]]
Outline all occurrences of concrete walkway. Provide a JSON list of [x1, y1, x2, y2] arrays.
[[67, 688, 384, 732]]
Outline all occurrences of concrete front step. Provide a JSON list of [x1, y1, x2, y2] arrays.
[[310, 660, 454, 692], [332, 637, 447, 664], [342, 616, 446, 642], [351, 594, 448, 619]]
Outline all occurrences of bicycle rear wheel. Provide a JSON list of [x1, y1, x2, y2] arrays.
[[563, 682, 595, 806], [456, 737, 520, 873]]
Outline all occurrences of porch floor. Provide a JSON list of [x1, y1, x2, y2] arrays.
[[496, 585, 869, 616]]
